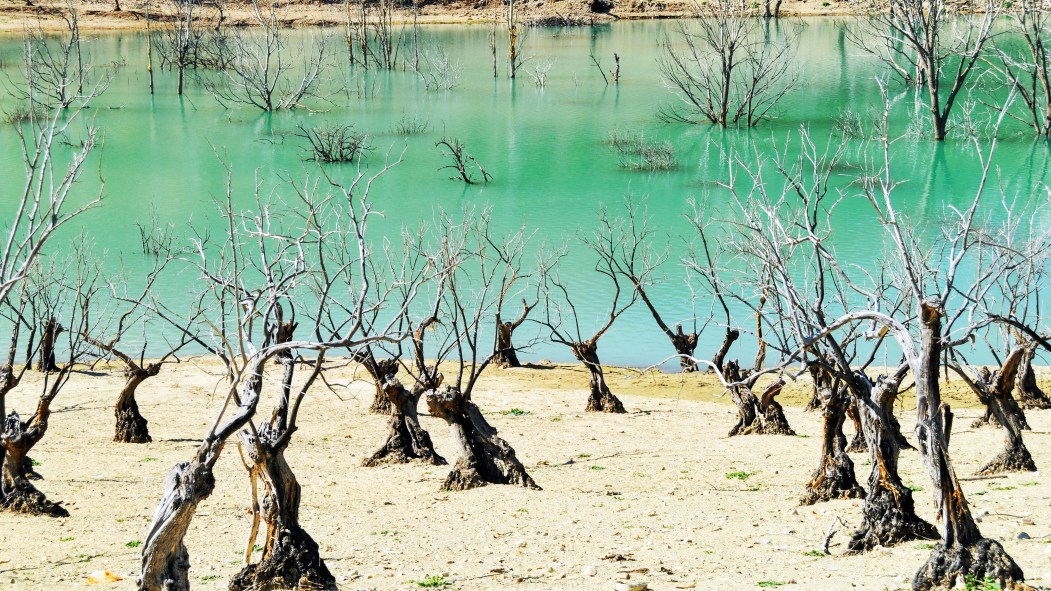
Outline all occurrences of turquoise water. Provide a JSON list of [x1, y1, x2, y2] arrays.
[[1, 19, 1048, 368]]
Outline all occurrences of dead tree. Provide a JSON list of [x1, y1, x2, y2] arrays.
[[35, 317, 62, 373], [725, 361, 794, 436], [361, 319, 446, 467], [598, 200, 700, 372], [84, 264, 192, 443], [1, 250, 100, 517], [229, 312, 336, 591], [427, 385, 538, 491], [488, 223, 536, 369], [658, 0, 796, 127], [353, 346, 399, 414], [989, 0, 1051, 136], [951, 348, 1037, 475], [847, 367, 937, 553], [801, 373, 865, 505], [855, 0, 1001, 140], [538, 237, 637, 413], [1015, 343, 1051, 408], [436, 136, 492, 184], [201, 2, 328, 111], [419, 208, 539, 490], [137, 158, 412, 590], [857, 99, 1031, 588], [684, 202, 742, 375]]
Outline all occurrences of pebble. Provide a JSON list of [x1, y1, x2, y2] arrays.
[[613, 582, 649, 591], [583, 566, 597, 577], [1017, 532, 1031, 540]]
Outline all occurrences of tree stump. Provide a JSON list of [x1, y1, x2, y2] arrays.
[[426, 385, 539, 491], [726, 362, 794, 436], [1015, 345, 1051, 410]]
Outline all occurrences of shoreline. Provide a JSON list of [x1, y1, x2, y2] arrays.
[[0, 0, 865, 33], [31, 355, 1051, 410]]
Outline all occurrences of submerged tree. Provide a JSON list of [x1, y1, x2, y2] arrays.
[[658, 0, 796, 127], [989, 0, 1051, 136], [855, 0, 1001, 140]]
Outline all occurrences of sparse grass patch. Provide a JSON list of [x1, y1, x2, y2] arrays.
[[606, 129, 677, 171], [757, 582, 785, 588], [412, 574, 452, 587], [725, 471, 752, 480], [499, 408, 529, 416], [126, 540, 142, 548]]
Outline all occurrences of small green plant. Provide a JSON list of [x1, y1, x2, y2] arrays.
[[907, 484, 923, 492], [757, 582, 785, 588], [992, 485, 1016, 491], [725, 471, 752, 480], [802, 550, 824, 557], [822, 1, 830, 6], [915, 543, 935, 550], [30, 458, 41, 467], [201, 575, 220, 581], [60, 536, 74, 542], [500, 408, 529, 416], [252, 544, 264, 553], [578, 453, 592, 458], [1022, 481, 1039, 487], [413, 574, 451, 588], [964, 575, 1002, 591], [126, 540, 143, 548], [591, 465, 607, 471], [141, 457, 158, 462]]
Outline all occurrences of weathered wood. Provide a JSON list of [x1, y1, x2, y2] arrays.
[[847, 370, 936, 553], [0, 366, 70, 517], [570, 340, 625, 413], [800, 377, 864, 506], [36, 317, 62, 373], [426, 385, 539, 491], [114, 363, 161, 443], [971, 349, 1036, 475], [353, 347, 399, 415], [1015, 344, 1051, 410], [912, 300, 1028, 591], [362, 376, 446, 467], [726, 361, 794, 436], [230, 423, 336, 591]]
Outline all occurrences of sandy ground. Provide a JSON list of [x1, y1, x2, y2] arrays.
[[0, 0, 871, 33], [1, 358, 1051, 591]]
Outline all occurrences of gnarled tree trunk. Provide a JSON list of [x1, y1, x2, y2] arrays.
[[1015, 345, 1051, 410], [570, 340, 625, 413], [426, 385, 538, 491], [354, 347, 399, 415], [36, 318, 62, 373], [115, 363, 161, 444], [971, 349, 1037, 475], [493, 321, 522, 368], [362, 376, 445, 467], [845, 401, 867, 453], [0, 370, 70, 517], [230, 423, 336, 591], [710, 328, 739, 376], [726, 362, 794, 436], [668, 328, 699, 373], [847, 371, 936, 553], [912, 301, 1027, 591], [801, 377, 863, 505], [139, 374, 263, 591]]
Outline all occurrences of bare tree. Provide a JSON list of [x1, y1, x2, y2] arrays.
[[1, 248, 101, 517], [658, 0, 796, 127], [422, 208, 539, 490], [537, 229, 638, 413], [507, 0, 526, 78], [201, 2, 329, 111], [136, 156, 414, 590], [855, 0, 1002, 140], [989, 0, 1051, 135], [436, 136, 492, 184]]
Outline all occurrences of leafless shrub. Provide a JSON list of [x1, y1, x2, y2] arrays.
[[294, 123, 372, 163], [607, 129, 677, 171]]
